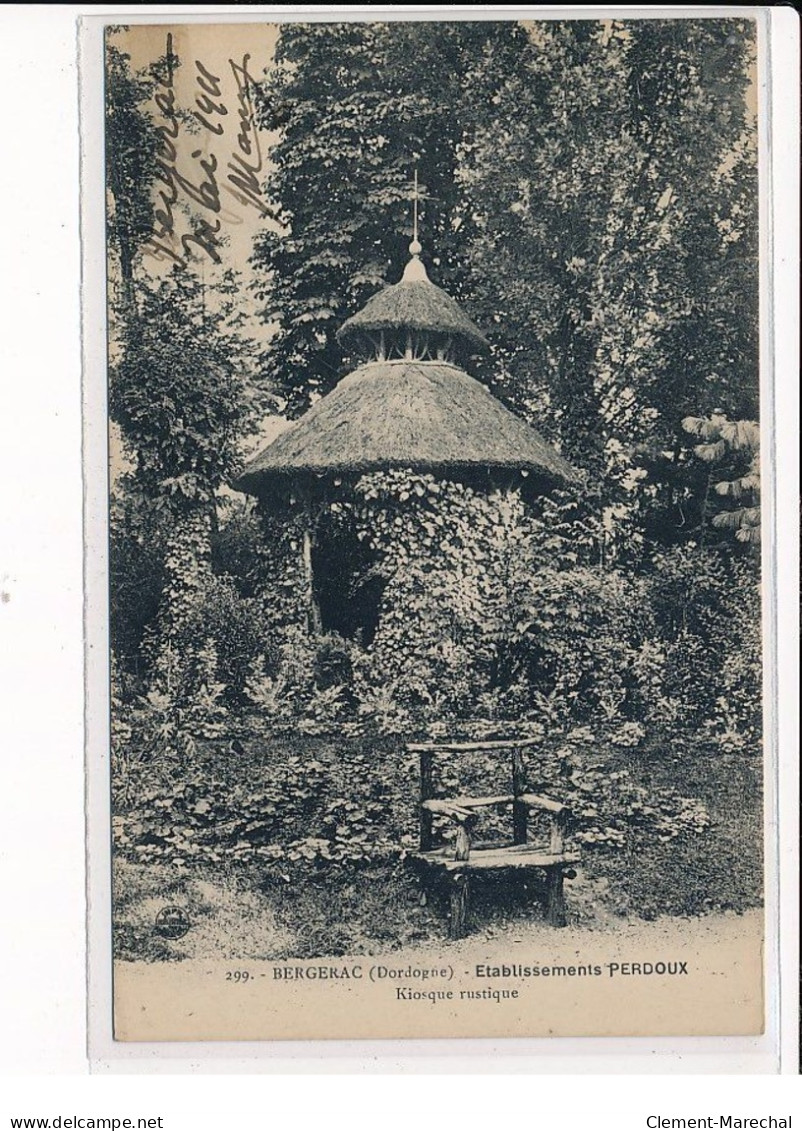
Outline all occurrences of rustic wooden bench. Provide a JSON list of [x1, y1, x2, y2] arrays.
[[407, 738, 579, 938]]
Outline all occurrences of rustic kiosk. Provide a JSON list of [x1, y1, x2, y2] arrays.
[[234, 235, 576, 639]]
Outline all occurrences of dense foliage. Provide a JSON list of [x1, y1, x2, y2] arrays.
[[105, 38, 163, 288], [251, 20, 758, 491], [111, 271, 258, 509]]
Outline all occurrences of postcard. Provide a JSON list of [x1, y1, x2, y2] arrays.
[[93, 14, 767, 1043]]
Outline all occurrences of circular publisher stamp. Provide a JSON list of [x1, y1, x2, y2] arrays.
[[154, 905, 191, 940]]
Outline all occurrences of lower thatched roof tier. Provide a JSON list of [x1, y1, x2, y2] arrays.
[[336, 279, 489, 352], [234, 360, 576, 496]]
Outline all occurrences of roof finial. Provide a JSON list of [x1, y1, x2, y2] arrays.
[[403, 166, 428, 281]]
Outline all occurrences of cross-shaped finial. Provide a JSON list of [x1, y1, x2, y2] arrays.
[[406, 167, 438, 255], [402, 166, 434, 281]]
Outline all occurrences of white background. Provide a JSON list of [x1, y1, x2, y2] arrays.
[[0, 1, 798, 1120]]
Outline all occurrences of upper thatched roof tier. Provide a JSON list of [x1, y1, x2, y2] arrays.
[[337, 267, 489, 353], [234, 360, 576, 496]]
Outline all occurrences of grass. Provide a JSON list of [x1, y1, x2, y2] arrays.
[[589, 738, 763, 919], [113, 858, 293, 962]]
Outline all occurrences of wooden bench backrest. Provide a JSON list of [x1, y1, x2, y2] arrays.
[[407, 738, 560, 853]]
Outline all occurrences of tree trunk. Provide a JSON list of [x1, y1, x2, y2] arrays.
[[302, 523, 322, 634]]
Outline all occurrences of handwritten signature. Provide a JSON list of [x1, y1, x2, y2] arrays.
[[143, 33, 268, 269]]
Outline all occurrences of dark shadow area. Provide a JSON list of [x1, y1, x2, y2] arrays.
[[312, 515, 385, 646]]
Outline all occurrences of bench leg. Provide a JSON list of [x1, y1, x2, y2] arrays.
[[545, 866, 567, 927], [449, 872, 470, 939]]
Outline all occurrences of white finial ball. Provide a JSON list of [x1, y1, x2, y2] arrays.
[[409, 239, 422, 256]]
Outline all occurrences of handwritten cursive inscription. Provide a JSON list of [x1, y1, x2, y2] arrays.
[[224, 55, 269, 217], [194, 60, 227, 136], [143, 36, 268, 269]]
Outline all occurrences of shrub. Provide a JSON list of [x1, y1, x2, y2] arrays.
[[337, 470, 661, 729], [109, 477, 171, 678], [245, 629, 359, 731], [313, 634, 355, 692], [181, 573, 277, 705], [639, 543, 762, 747], [113, 738, 414, 874]]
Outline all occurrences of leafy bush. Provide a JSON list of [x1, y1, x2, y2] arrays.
[[710, 556, 762, 748], [112, 725, 761, 957], [245, 628, 360, 732], [587, 741, 763, 919], [545, 752, 709, 851], [334, 470, 662, 729], [313, 634, 355, 692], [113, 740, 415, 874], [181, 574, 277, 705], [639, 543, 762, 746], [110, 477, 171, 679]]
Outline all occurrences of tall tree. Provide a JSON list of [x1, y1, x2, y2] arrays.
[[106, 29, 264, 515], [466, 21, 756, 432], [110, 267, 261, 673], [106, 31, 264, 675], [111, 269, 257, 511], [105, 32, 171, 295], [460, 19, 758, 548]]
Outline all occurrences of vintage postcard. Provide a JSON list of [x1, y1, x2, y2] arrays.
[[93, 13, 770, 1044]]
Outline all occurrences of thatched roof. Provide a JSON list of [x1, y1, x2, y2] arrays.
[[337, 276, 489, 352], [235, 360, 576, 496]]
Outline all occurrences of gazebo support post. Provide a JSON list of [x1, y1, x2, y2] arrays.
[[299, 493, 322, 635]]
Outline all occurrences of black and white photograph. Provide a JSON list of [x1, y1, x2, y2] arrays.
[[101, 15, 766, 1042]]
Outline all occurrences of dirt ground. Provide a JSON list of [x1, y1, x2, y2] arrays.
[[379, 905, 763, 967]]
